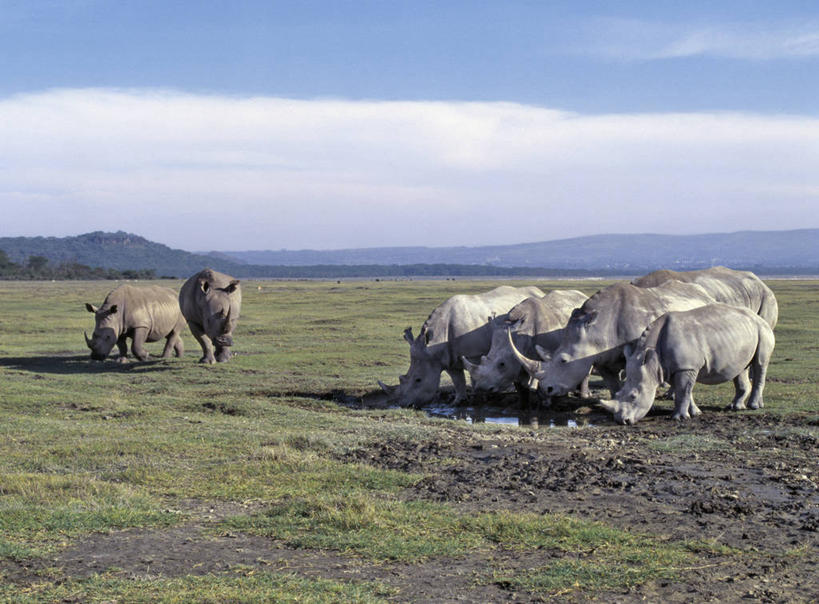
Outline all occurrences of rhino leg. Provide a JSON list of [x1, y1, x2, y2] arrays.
[[189, 322, 215, 364], [577, 374, 591, 399], [514, 381, 531, 407], [728, 369, 751, 410], [747, 360, 769, 410], [671, 370, 697, 420], [116, 336, 128, 361], [130, 327, 151, 362], [447, 368, 468, 404], [215, 345, 232, 363], [161, 332, 184, 359]]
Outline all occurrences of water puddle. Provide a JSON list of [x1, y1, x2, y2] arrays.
[[421, 403, 593, 428], [356, 390, 596, 428]]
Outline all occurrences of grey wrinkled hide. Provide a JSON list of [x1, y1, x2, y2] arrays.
[[465, 290, 589, 403], [601, 304, 775, 424], [512, 280, 716, 398], [381, 285, 545, 407], [85, 285, 186, 362], [632, 266, 778, 328], [179, 268, 242, 364]]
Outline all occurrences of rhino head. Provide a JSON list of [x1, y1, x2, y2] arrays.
[[198, 277, 241, 348], [536, 308, 600, 397], [378, 327, 441, 407], [462, 320, 521, 393], [599, 346, 662, 425], [84, 302, 120, 361]]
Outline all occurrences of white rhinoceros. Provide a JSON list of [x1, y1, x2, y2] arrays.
[[599, 304, 775, 424], [85, 284, 186, 362], [379, 285, 544, 407]]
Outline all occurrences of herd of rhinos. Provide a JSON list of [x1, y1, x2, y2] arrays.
[[85, 266, 777, 427], [376, 266, 777, 425]]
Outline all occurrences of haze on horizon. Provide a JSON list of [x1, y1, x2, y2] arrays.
[[0, 1, 817, 252]]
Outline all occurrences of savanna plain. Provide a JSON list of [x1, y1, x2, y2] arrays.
[[0, 278, 816, 603]]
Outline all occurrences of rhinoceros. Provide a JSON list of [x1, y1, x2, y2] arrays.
[[84, 284, 186, 362], [462, 289, 589, 403], [509, 280, 716, 398], [378, 285, 545, 407], [179, 268, 241, 364], [599, 304, 775, 424], [632, 266, 778, 328]]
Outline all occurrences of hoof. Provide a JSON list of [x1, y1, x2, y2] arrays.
[[199, 356, 216, 364], [116, 356, 129, 364]]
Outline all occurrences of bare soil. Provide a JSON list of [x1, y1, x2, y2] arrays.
[[3, 395, 817, 603]]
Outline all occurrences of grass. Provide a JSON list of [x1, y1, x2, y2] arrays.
[[0, 277, 816, 599], [0, 572, 397, 604]]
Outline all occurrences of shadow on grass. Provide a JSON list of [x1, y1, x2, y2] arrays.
[[0, 354, 181, 375]]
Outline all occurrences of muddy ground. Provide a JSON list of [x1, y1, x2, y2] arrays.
[[3, 394, 818, 603]]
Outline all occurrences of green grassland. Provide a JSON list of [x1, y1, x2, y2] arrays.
[[0, 278, 816, 602]]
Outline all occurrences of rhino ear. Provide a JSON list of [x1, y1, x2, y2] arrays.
[[534, 344, 552, 362], [199, 280, 210, 294], [85, 303, 98, 313], [224, 280, 240, 294], [108, 304, 118, 314], [403, 327, 414, 345]]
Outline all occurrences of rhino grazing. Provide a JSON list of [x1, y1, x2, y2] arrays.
[[179, 269, 241, 364], [509, 280, 716, 399], [378, 285, 545, 407], [84, 285, 186, 362], [632, 266, 778, 328], [599, 304, 775, 424], [462, 289, 589, 403]]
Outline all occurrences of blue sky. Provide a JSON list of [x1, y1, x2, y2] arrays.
[[1, 1, 817, 249]]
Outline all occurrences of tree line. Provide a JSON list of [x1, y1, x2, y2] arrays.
[[0, 250, 158, 280]]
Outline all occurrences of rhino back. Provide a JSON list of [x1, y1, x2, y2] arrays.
[[656, 304, 770, 382], [106, 285, 183, 339], [421, 286, 543, 367], [635, 266, 778, 328], [577, 281, 713, 354]]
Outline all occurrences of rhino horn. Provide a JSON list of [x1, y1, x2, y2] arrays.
[[378, 380, 397, 395], [507, 327, 542, 377], [84, 331, 93, 348], [461, 356, 479, 372], [598, 399, 619, 413]]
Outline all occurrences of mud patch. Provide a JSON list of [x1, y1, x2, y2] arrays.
[[340, 410, 819, 602]]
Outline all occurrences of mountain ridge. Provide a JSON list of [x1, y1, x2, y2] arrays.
[[1, 229, 816, 278], [212, 229, 819, 270]]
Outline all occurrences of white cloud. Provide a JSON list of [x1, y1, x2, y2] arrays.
[[0, 88, 817, 250], [584, 18, 819, 61]]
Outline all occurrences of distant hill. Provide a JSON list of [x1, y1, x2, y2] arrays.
[[1, 229, 817, 279], [216, 229, 819, 271], [0, 231, 243, 278]]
